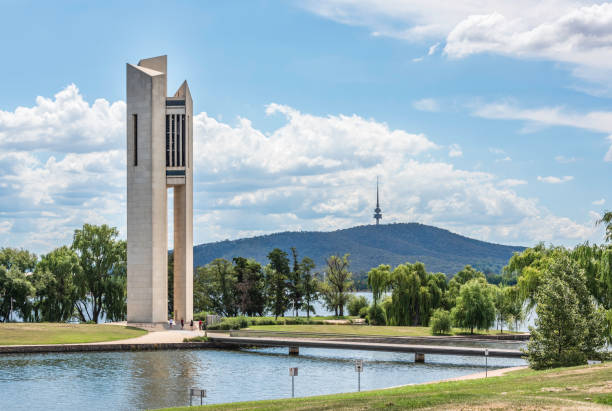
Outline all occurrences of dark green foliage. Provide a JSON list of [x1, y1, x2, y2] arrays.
[[0, 265, 35, 322], [347, 295, 368, 316], [193, 223, 524, 280], [430, 308, 452, 335], [234, 257, 266, 316], [287, 247, 303, 317], [300, 258, 318, 319], [451, 279, 495, 334], [71, 224, 126, 323], [194, 259, 238, 316], [358, 306, 368, 318], [207, 316, 249, 330], [320, 254, 353, 316], [266, 249, 290, 320], [386, 262, 444, 326], [32, 246, 81, 322], [527, 276, 589, 369], [367, 303, 386, 325]]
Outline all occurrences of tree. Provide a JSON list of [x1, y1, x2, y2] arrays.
[[347, 295, 368, 316], [287, 247, 303, 317], [300, 257, 318, 319], [451, 279, 495, 334], [386, 262, 443, 326], [367, 264, 390, 306], [597, 210, 612, 243], [430, 309, 452, 335], [71, 224, 126, 323], [194, 259, 237, 316], [0, 248, 37, 322], [322, 254, 353, 316], [527, 276, 590, 369], [32, 246, 81, 322], [234, 257, 266, 316], [0, 266, 35, 322], [447, 265, 486, 306], [266, 249, 290, 319]]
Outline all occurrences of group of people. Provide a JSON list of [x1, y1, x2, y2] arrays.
[[168, 317, 205, 330]]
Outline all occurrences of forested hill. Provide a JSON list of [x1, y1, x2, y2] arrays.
[[193, 223, 525, 277]]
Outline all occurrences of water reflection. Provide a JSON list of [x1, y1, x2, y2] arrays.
[[0, 347, 527, 411]]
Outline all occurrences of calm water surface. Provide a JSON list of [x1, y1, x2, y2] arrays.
[[0, 347, 526, 411]]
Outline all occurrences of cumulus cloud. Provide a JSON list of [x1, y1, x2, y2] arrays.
[[0, 85, 599, 252], [0, 84, 125, 153], [593, 198, 606, 205], [412, 98, 439, 112], [303, 1, 612, 86], [555, 155, 578, 163], [448, 144, 462, 157], [537, 175, 574, 184]]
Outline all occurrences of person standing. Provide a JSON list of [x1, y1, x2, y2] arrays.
[[181, 318, 184, 329]]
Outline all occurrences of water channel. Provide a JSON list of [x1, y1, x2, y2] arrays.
[[0, 346, 527, 410]]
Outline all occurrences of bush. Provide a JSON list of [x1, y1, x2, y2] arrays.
[[430, 309, 452, 335], [367, 304, 386, 325], [207, 316, 249, 330], [347, 295, 369, 316], [358, 306, 368, 319], [193, 311, 210, 321]]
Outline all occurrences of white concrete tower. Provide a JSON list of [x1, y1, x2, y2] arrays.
[[126, 55, 193, 325]]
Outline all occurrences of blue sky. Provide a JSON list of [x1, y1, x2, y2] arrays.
[[1, 0, 612, 254]]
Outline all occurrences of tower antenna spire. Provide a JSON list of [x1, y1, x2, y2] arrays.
[[373, 176, 382, 225]]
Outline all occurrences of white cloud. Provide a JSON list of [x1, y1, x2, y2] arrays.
[[412, 98, 439, 112], [303, 1, 612, 86], [0, 84, 125, 153], [0, 85, 599, 252], [500, 179, 527, 187], [593, 198, 606, 205], [448, 144, 462, 157], [555, 155, 578, 163], [428, 42, 440, 55], [474, 101, 612, 161], [537, 175, 574, 184]]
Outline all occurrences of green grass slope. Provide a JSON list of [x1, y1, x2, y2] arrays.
[[162, 363, 612, 410], [193, 223, 525, 276]]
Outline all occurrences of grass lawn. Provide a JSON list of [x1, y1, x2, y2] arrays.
[[0, 323, 147, 345], [164, 363, 612, 410], [247, 324, 519, 337]]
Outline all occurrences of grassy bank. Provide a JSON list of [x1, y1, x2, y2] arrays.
[[0, 323, 147, 345], [247, 324, 521, 337], [164, 363, 611, 410]]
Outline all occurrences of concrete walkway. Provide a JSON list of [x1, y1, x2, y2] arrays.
[[91, 329, 207, 345]]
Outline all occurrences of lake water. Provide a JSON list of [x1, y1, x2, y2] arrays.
[[0, 347, 526, 410]]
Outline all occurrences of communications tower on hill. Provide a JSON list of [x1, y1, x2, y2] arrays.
[[373, 177, 382, 225]]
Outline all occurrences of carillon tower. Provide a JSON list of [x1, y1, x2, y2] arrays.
[[126, 55, 193, 324]]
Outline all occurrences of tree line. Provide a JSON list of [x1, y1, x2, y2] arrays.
[[0, 224, 126, 323]]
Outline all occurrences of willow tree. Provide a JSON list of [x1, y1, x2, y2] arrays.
[[367, 264, 390, 306], [452, 278, 495, 334], [32, 246, 81, 322]]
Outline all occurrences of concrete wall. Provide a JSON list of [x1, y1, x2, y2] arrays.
[[127, 56, 193, 324]]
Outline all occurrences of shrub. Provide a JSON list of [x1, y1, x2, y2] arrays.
[[430, 309, 452, 335], [193, 311, 210, 321], [347, 295, 369, 316], [367, 303, 386, 325], [358, 306, 368, 319], [207, 316, 249, 330]]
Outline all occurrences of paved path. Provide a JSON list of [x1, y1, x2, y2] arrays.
[[91, 329, 207, 345]]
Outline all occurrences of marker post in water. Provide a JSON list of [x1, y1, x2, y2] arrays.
[[485, 349, 489, 377], [289, 367, 298, 398], [355, 360, 363, 392]]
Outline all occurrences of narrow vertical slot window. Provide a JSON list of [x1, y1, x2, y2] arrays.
[[181, 115, 186, 166], [133, 114, 138, 166], [166, 115, 170, 166]]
